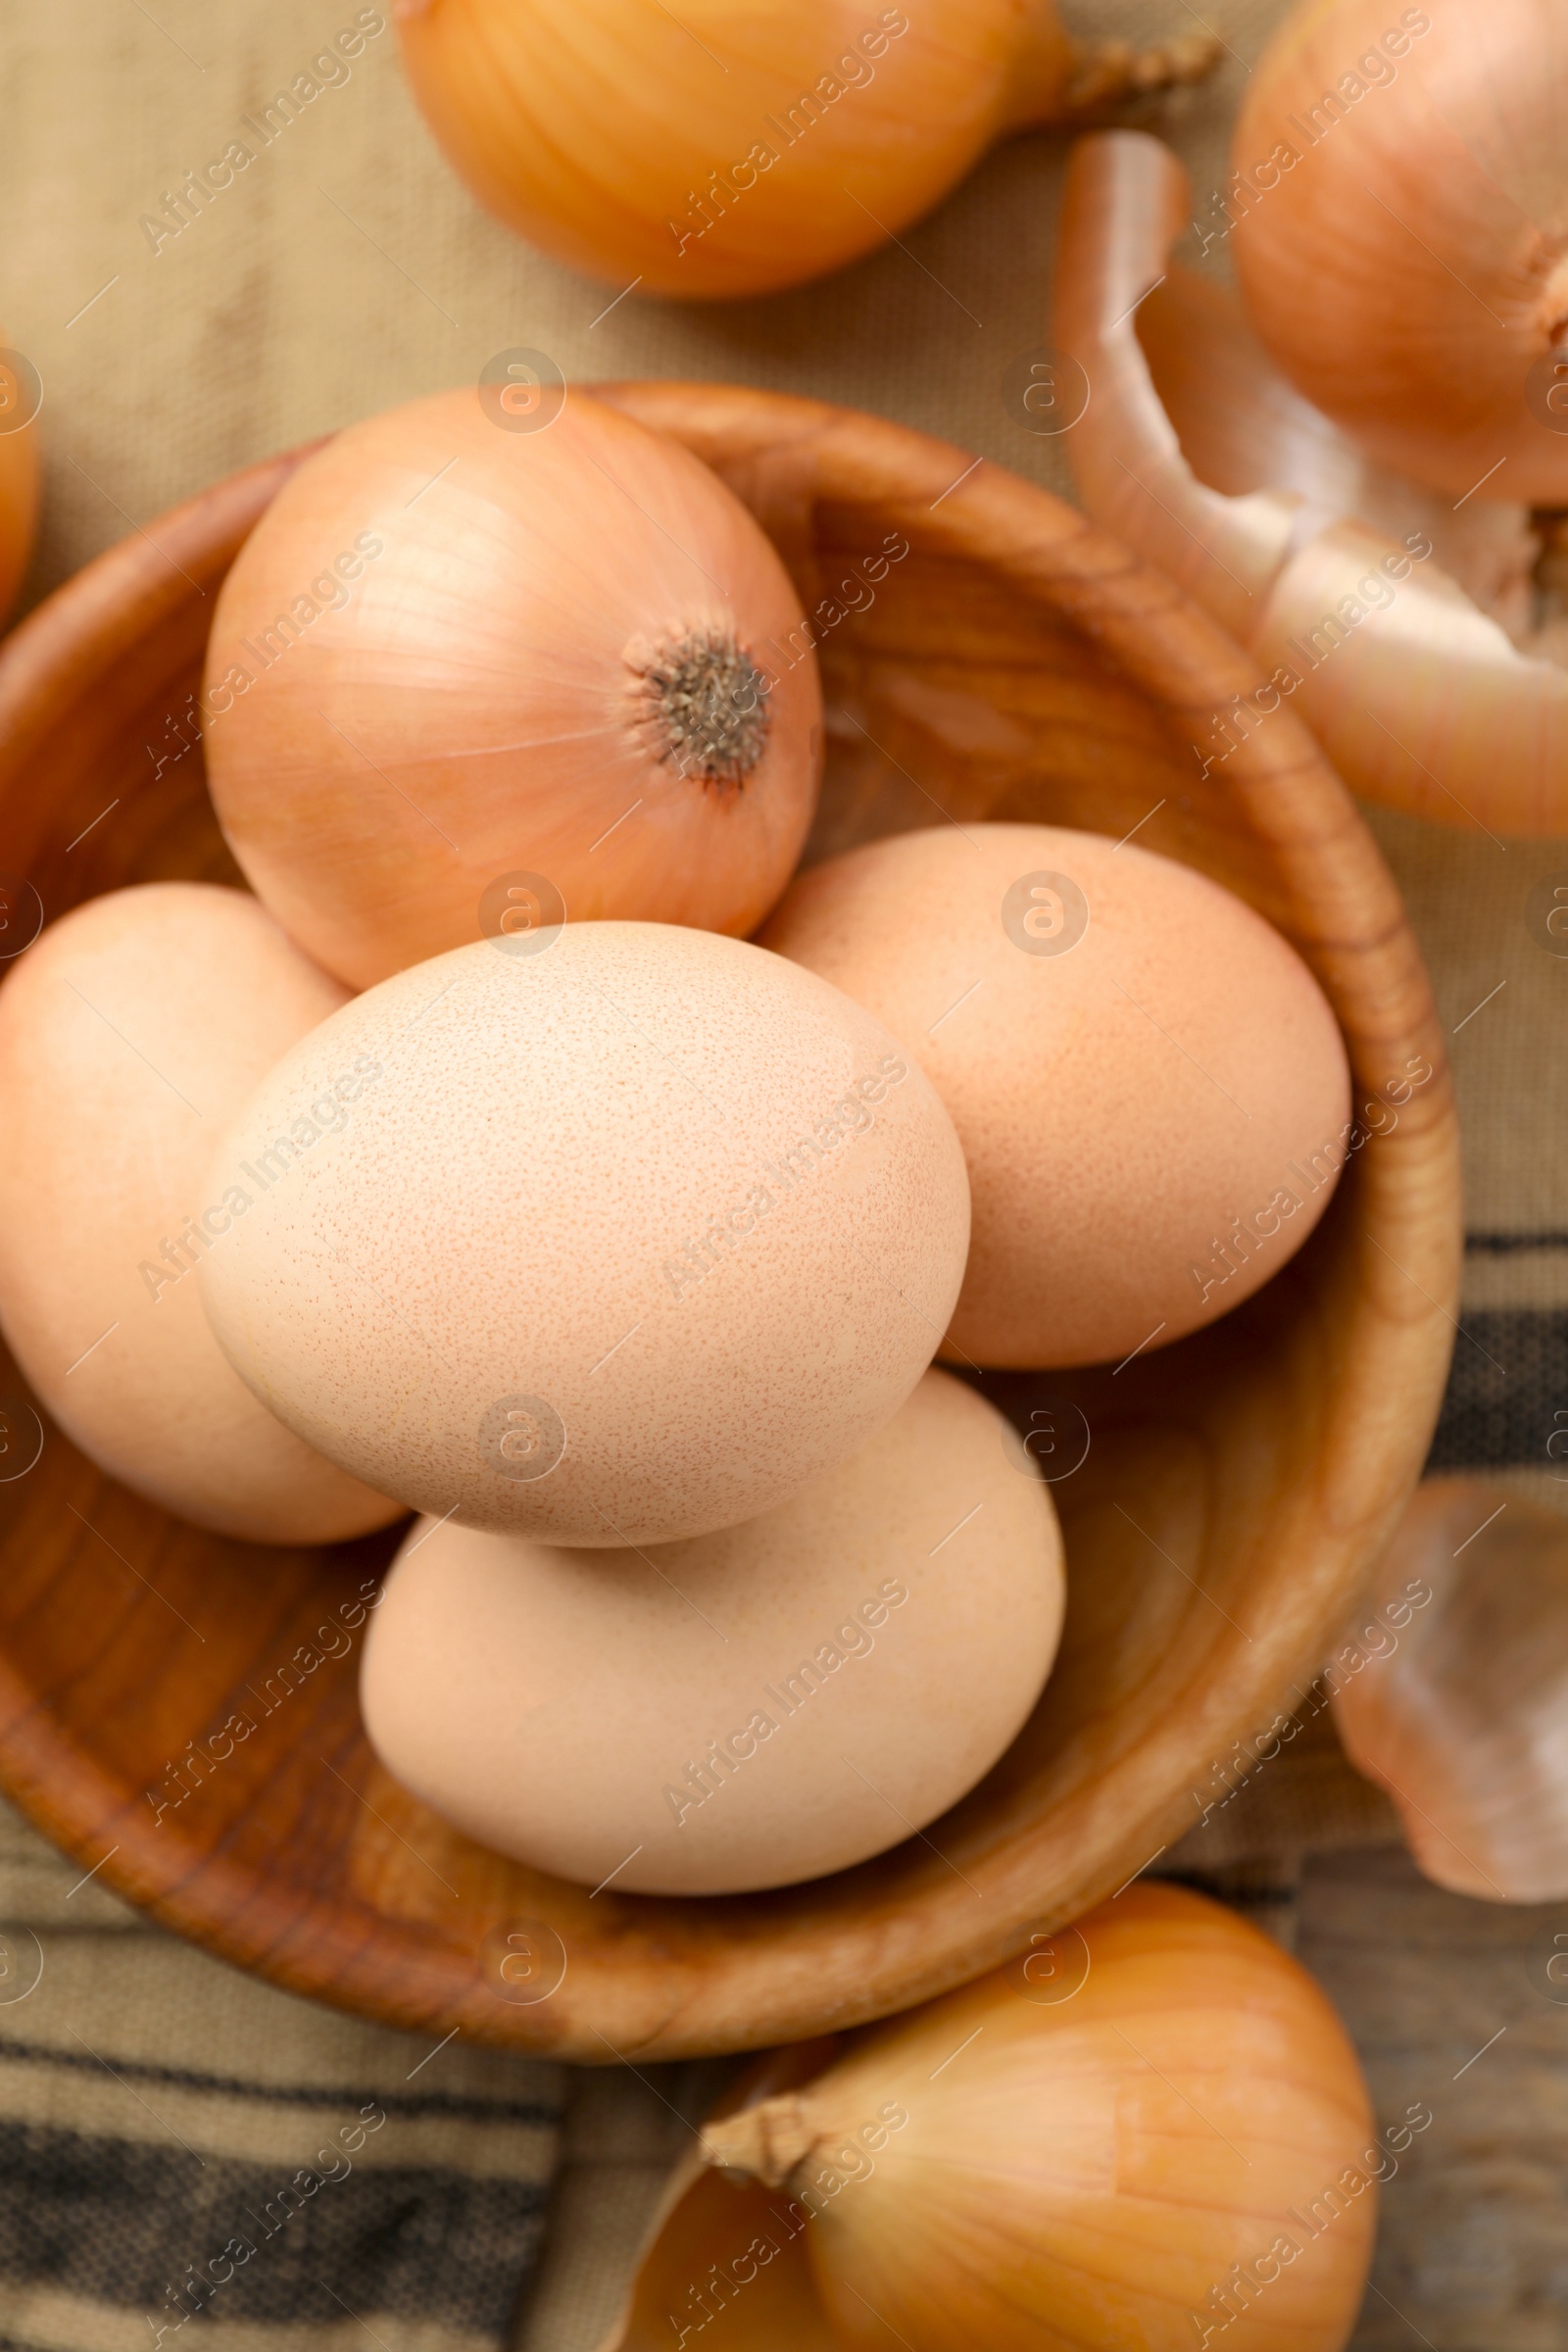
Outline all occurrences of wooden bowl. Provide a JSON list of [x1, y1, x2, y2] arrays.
[[0, 384, 1458, 2061]]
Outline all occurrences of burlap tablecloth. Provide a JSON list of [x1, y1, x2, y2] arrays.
[[3, 2, 1567, 2345]]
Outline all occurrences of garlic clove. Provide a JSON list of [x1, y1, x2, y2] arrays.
[[1055, 129, 1568, 834], [1231, 0, 1568, 506], [1335, 1477, 1568, 1903]]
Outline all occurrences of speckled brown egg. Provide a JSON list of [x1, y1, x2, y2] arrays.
[[198, 922, 971, 1546], [360, 1368, 1064, 1894], [0, 885, 404, 1543], [760, 822, 1352, 1368]]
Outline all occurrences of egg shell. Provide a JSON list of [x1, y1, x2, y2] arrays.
[[760, 822, 1352, 1368], [361, 1368, 1065, 1894], [198, 922, 971, 1546], [0, 884, 404, 1543]]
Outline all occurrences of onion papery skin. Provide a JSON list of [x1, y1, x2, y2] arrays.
[[705, 1885, 1376, 2351], [203, 386, 821, 989], [1335, 1477, 1568, 1902], [1231, 0, 1568, 504], [0, 338, 39, 624], [1054, 129, 1568, 835], [395, 0, 1217, 301]]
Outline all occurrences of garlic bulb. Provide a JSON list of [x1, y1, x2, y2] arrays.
[[599, 1884, 1378, 2351], [1054, 129, 1568, 834], [0, 337, 39, 622], [1335, 1477, 1568, 1902], [395, 0, 1216, 300], [1232, 0, 1568, 504]]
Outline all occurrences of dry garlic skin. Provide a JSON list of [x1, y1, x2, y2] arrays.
[[203, 385, 822, 990], [0, 885, 403, 1544], [761, 822, 1351, 1368], [361, 1370, 1064, 1894], [198, 923, 970, 1546]]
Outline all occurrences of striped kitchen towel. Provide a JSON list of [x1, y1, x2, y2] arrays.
[[0, 1796, 565, 2352]]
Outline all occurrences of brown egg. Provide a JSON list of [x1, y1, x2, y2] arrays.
[[760, 822, 1352, 1368], [361, 1369, 1064, 1894], [0, 885, 403, 1543], [199, 922, 971, 1546]]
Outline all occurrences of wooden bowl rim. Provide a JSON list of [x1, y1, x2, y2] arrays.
[[0, 381, 1460, 2058]]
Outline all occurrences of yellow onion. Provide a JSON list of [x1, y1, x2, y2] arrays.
[[203, 385, 821, 989], [1335, 1477, 1568, 1902], [1231, 0, 1568, 503], [1054, 129, 1568, 834], [394, 0, 1217, 300], [600, 1884, 1378, 2351], [0, 338, 39, 623]]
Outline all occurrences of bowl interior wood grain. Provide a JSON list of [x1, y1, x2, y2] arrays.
[[0, 385, 1458, 2060]]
